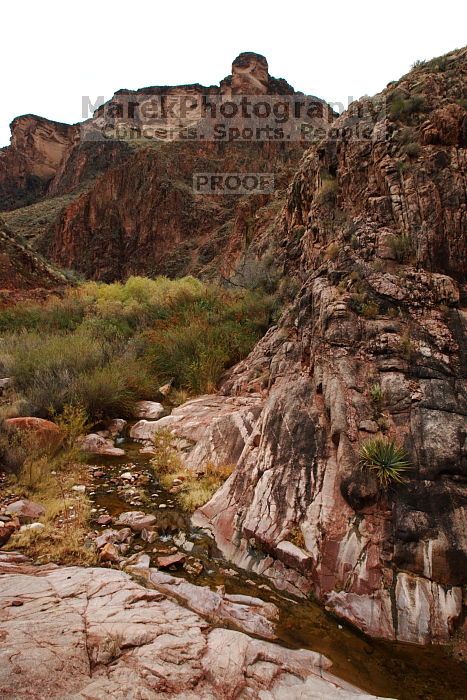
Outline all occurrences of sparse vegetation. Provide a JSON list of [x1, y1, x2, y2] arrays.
[[316, 174, 338, 206], [401, 142, 421, 158], [2, 405, 97, 565], [288, 526, 306, 549], [325, 242, 340, 260], [399, 330, 414, 360], [369, 383, 384, 406], [149, 430, 234, 512], [390, 94, 427, 120], [359, 436, 411, 487], [389, 233, 413, 263]]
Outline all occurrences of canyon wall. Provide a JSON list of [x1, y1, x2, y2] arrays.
[[193, 47, 467, 644]]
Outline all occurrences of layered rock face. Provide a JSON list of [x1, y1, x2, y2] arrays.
[[192, 48, 467, 644], [0, 553, 389, 699], [45, 53, 324, 281], [46, 140, 304, 281], [0, 116, 78, 210]]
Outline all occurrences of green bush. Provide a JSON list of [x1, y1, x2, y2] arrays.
[[359, 437, 411, 487], [369, 383, 383, 405], [389, 233, 413, 263], [390, 95, 427, 120], [0, 276, 272, 421]]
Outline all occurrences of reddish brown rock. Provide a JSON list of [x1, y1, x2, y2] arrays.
[[5, 417, 63, 450], [5, 499, 45, 523], [156, 552, 186, 568], [99, 542, 120, 563], [191, 48, 467, 645], [0, 525, 15, 546]]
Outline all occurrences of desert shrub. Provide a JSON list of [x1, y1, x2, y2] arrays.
[[359, 437, 410, 487], [293, 225, 306, 241], [316, 176, 338, 206], [390, 94, 427, 120], [399, 330, 414, 360], [0, 276, 272, 419], [369, 383, 384, 406], [146, 320, 256, 394], [325, 242, 340, 260], [0, 295, 86, 333], [402, 142, 421, 158], [75, 358, 156, 419], [389, 233, 413, 263], [360, 301, 379, 318], [348, 290, 379, 318]]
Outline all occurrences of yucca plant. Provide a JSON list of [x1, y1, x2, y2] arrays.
[[359, 437, 411, 488]]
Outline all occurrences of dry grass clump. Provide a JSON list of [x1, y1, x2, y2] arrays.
[[2, 405, 97, 565]]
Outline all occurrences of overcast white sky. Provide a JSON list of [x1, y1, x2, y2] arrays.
[[1, 0, 466, 147]]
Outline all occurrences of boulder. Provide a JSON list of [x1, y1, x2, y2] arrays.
[[0, 525, 15, 546], [99, 542, 120, 563], [5, 500, 45, 523], [95, 528, 132, 549], [105, 418, 127, 437], [77, 433, 125, 457], [115, 511, 157, 532], [130, 416, 175, 441], [5, 417, 62, 450], [156, 552, 186, 568], [134, 401, 164, 420]]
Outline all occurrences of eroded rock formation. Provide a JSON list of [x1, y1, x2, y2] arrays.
[[191, 48, 467, 644], [1, 53, 329, 283], [0, 116, 78, 210]]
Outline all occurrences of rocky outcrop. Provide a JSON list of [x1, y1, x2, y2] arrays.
[[0, 219, 66, 296], [0, 116, 77, 210], [191, 48, 467, 644], [0, 553, 390, 699], [130, 394, 263, 470]]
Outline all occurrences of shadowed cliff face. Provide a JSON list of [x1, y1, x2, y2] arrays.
[[46, 141, 304, 281], [192, 47, 467, 645]]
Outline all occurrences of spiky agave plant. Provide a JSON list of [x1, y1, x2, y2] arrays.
[[359, 437, 411, 488]]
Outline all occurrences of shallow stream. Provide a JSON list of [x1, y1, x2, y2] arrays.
[[87, 441, 466, 700]]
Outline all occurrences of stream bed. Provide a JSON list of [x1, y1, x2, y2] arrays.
[[87, 441, 466, 700]]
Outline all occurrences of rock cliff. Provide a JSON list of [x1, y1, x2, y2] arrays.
[[1, 53, 328, 282], [191, 47, 467, 644], [0, 116, 78, 210]]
